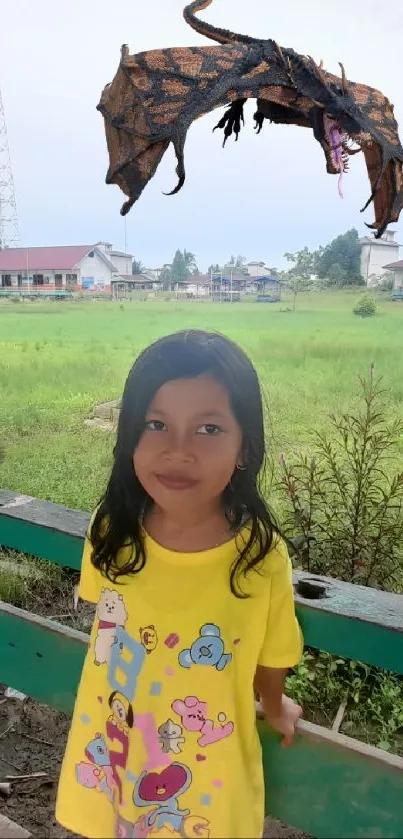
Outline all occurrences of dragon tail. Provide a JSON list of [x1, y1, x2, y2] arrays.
[[183, 0, 256, 45]]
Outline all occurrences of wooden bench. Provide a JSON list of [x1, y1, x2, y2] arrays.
[[1, 489, 403, 838]]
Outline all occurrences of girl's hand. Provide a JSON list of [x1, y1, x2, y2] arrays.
[[264, 693, 302, 747]]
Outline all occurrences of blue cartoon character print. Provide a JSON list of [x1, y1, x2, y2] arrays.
[[133, 762, 192, 833], [179, 624, 232, 671], [75, 733, 115, 800]]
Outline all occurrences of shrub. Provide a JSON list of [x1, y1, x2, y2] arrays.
[[353, 294, 377, 317], [369, 273, 394, 293], [287, 651, 403, 752], [280, 368, 403, 588]]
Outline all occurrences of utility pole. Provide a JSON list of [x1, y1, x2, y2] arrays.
[[0, 85, 19, 250]]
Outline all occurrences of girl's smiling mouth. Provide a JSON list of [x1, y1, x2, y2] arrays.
[[155, 473, 199, 491]]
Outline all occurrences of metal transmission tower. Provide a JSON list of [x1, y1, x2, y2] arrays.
[[0, 86, 19, 249]]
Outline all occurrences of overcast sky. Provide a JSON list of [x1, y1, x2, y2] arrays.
[[1, 0, 402, 270]]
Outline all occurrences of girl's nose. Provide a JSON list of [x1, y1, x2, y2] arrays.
[[162, 430, 196, 463]]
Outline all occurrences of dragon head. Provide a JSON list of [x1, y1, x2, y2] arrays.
[[253, 53, 403, 237]]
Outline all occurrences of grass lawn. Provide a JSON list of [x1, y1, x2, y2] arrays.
[[1, 290, 403, 513]]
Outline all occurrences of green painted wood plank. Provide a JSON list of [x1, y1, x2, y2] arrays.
[[297, 599, 403, 676], [0, 491, 89, 540], [0, 602, 88, 712], [0, 514, 83, 570], [0, 492, 86, 570], [259, 718, 403, 839]]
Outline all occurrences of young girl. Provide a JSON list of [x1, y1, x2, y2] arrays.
[[56, 329, 303, 839]]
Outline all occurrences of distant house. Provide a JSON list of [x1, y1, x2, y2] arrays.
[[211, 272, 243, 302], [216, 262, 276, 295], [383, 259, 403, 293], [256, 275, 281, 302], [171, 275, 211, 298], [146, 267, 165, 282], [246, 261, 273, 278], [111, 273, 162, 297], [359, 231, 400, 285], [0, 241, 133, 294]]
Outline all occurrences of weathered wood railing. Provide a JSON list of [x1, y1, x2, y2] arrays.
[[1, 489, 403, 838]]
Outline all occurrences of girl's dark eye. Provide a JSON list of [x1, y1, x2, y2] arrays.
[[197, 424, 222, 436], [145, 420, 166, 432]]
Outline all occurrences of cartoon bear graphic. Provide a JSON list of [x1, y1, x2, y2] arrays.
[[139, 625, 158, 655], [94, 588, 128, 665]]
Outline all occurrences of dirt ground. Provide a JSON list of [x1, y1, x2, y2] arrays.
[[0, 691, 308, 839], [0, 693, 76, 838]]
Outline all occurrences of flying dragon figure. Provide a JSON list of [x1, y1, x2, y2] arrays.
[[97, 0, 403, 237]]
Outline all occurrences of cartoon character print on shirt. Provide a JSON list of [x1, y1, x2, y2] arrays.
[[94, 588, 128, 666], [106, 628, 145, 804], [108, 691, 134, 732], [115, 814, 137, 838], [116, 812, 211, 839], [158, 719, 185, 754], [108, 625, 147, 704], [133, 763, 192, 834], [179, 624, 232, 671], [75, 733, 115, 800], [172, 696, 234, 747], [140, 625, 158, 655]]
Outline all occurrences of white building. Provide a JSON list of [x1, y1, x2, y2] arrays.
[[96, 242, 132, 277], [246, 261, 273, 278], [359, 231, 400, 285], [0, 242, 133, 294], [383, 259, 403, 291], [146, 267, 164, 281], [170, 275, 211, 297]]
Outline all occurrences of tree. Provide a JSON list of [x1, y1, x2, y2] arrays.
[[227, 254, 246, 269], [284, 247, 318, 279], [184, 250, 198, 275], [132, 259, 145, 274], [160, 266, 172, 291], [208, 263, 221, 274], [170, 249, 189, 284], [327, 263, 347, 286], [317, 229, 363, 286], [281, 275, 312, 311]]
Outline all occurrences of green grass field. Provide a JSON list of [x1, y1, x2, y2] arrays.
[[1, 291, 403, 513]]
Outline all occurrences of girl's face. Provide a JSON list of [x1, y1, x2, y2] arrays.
[[133, 374, 243, 515]]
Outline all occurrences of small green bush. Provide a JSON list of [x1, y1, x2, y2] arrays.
[[353, 294, 377, 317], [280, 368, 403, 588]]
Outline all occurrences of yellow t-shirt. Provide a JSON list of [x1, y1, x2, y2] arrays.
[[56, 527, 302, 839]]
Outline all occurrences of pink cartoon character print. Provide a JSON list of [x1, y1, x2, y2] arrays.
[[172, 696, 234, 747], [178, 624, 231, 671], [76, 733, 115, 800], [132, 763, 192, 834], [94, 588, 128, 665]]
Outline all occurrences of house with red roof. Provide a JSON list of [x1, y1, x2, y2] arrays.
[[0, 242, 132, 294]]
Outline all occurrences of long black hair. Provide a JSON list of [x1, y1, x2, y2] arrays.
[[90, 329, 279, 596]]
